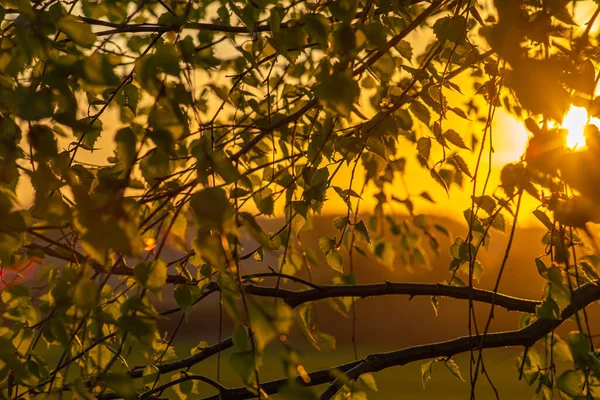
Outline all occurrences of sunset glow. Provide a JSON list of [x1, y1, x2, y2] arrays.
[[563, 106, 589, 149]]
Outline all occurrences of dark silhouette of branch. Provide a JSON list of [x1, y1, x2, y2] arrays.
[[242, 281, 539, 312], [26, 231, 538, 313], [120, 282, 541, 391], [96, 375, 230, 400], [138, 375, 230, 400], [202, 281, 600, 400], [128, 337, 234, 379], [158, 278, 540, 318], [73, 0, 429, 36]]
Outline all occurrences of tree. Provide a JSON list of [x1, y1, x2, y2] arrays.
[[0, 0, 600, 398]]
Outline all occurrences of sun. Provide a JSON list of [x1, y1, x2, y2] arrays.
[[562, 106, 588, 149]]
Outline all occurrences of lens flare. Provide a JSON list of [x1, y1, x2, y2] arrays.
[[563, 106, 588, 149]]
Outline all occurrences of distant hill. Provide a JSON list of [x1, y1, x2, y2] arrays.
[[25, 213, 595, 350], [158, 214, 572, 350]]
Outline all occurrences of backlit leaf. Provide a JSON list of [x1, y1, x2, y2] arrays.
[[134, 260, 167, 293], [57, 16, 96, 48]]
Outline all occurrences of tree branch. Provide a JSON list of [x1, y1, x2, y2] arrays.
[[128, 337, 234, 379], [75, 1, 429, 36], [122, 281, 541, 393], [242, 281, 540, 312], [139, 375, 230, 400], [203, 281, 600, 400], [24, 242, 188, 285]]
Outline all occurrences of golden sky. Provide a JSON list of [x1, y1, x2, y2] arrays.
[[325, 0, 600, 227], [14, 1, 600, 230]]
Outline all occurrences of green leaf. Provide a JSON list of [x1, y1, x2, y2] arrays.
[[433, 16, 466, 45], [314, 71, 360, 117], [557, 370, 584, 397], [230, 351, 260, 383], [417, 137, 431, 160], [173, 373, 195, 399], [568, 331, 593, 367], [302, 14, 330, 45], [333, 216, 348, 230], [451, 154, 472, 178], [359, 373, 378, 392], [140, 148, 171, 184], [174, 284, 199, 317], [434, 224, 450, 238], [2, 284, 30, 309], [212, 151, 241, 184], [318, 236, 335, 253], [148, 103, 187, 141], [430, 169, 449, 194], [190, 187, 233, 229], [508, 59, 570, 121], [444, 359, 465, 382], [373, 239, 396, 269], [421, 359, 436, 388], [115, 127, 136, 168], [444, 129, 469, 149], [142, 365, 159, 386], [535, 257, 548, 276], [73, 278, 98, 310], [533, 209, 554, 231], [420, 192, 435, 203], [28, 125, 57, 160], [328, 0, 358, 22], [430, 296, 439, 316], [239, 212, 279, 251], [332, 23, 356, 54], [72, 118, 103, 149], [57, 16, 97, 48], [122, 84, 139, 114], [535, 296, 559, 320], [248, 300, 293, 351], [253, 188, 275, 216], [17, 89, 54, 121], [134, 260, 167, 293], [154, 42, 181, 76], [326, 249, 344, 273], [354, 220, 371, 244], [410, 102, 431, 127], [491, 213, 505, 231]]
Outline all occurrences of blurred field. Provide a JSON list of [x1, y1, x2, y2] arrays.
[[160, 345, 536, 399], [32, 216, 584, 398], [145, 215, 580, 398]]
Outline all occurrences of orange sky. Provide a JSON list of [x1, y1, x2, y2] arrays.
[[328, 0, 600, 227], [14, 0, 600, 230]]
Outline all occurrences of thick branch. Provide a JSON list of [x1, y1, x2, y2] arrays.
[[120, 280, 540, 395], [27, 231, 534, 312], [205, 282, 600, 400], [159, 278, 540, 317], [128, 337, 234, 379], [139, 375, 229, 400], [242, 281, 540, 312]]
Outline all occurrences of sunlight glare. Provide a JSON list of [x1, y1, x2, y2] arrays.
[[563, 106, 588, 149]]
